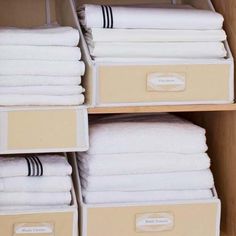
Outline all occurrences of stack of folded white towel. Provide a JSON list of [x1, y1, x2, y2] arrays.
[[0, 27, 85, 106], [78, 113, 215, 204], [78, 4, 227, 60], [0, 154, 72, 208]]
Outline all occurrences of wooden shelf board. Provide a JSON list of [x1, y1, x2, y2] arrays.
[[88, 104, 236, 114]]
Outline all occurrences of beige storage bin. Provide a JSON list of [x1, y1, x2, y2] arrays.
[[0, 107, 89, 154], [71, 154, 221, 236], [0, 187, 78, 236], [73, 0, 234, 107], [0, 0, 89, 154]]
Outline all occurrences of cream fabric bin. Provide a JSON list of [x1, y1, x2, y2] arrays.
[[0, 0, 89, 154], [0, 107, 89, 154], [73, 0, 234, 107], [0, 187, 78, 236], [71, 154, 221, 236]]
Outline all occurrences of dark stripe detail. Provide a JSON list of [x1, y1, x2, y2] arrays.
[[28, 157, 36, 176], [108, 6, 113, 28], [25, 157, 31, 176], [101, 5, 106, 28], [34, 155, 43, 176], [104, 6, 110, 28], [31, 155, 40, 176]]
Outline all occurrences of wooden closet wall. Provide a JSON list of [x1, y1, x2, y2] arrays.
[[185, 1, 236, 236]]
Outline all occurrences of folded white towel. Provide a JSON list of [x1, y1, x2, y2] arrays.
[[0, 60, 85, 76], [81, 169, 214, 192], [88, 42, 227, 58], [0, 27, 80, 46], [0, 94, 85, 106], [0, 176, 72, 192], [0, 155, 72, 177], [80, 4, 223, 30], [0, 192, 71, 206], [78, 153, 210, 176], [88, 113, 207, 154], [83, 189, 213, 204], [0, 45, 81, 61], [86, 28, 227, 42], [0, 75, 81, 87], [0, 86, 84, 95]]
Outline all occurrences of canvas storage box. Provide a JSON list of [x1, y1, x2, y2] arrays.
[[71, 155, 221, 236], [73, 0, 234, 107], [0, 107, 89, 154], [0, 186, 78, 236], [0, 0, 89, 154]]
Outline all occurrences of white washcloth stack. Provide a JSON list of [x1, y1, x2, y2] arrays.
[[0, 154, 73, 208], [78, 113, 215, 204], [78, 4, 227, 60], [0, 27, 85, 106]]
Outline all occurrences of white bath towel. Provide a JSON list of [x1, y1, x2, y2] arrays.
[[0, 155, 72, 177], [0, 192, 71, 206], [0, 60, 85, 76], [0, 94, 85, 106], [88, 113, 207, 154], [88, 42, 227, 58], [86, 28, 227, 42], [0, 86, 84, 95], [0, 75, 81, 87], [0, 176, 72, 192], [81, 169, 214, 192], [80, 4, 224, 30], [83, 189, 213, 204], [78, 153, 210, 176], [0, 27, 80, 46], [0, 45, 81, 61]]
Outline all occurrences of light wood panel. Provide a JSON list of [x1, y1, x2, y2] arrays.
[[212, 0, 236, 94], [206, 3, 236, 234], [88, 104, 236, 114], [183, 111, 236, 236]]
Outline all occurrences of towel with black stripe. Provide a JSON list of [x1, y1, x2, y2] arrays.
[[78, 4, 223, 30], [0, 154, 72, 178]]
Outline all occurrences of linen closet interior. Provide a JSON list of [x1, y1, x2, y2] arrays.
[[0, 0, 235, 236], [76, 0, 236, 235]]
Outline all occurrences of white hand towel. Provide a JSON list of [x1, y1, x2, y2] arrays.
[[83, 189, 213, 204], [88, 42, 227, 58], [0, 86, 84, 95], [0, 94, 85, 106], [0, 155, 72, 177], [81, 169, 214, 192], [86, 28, 227, 42], [0, 176, 72, 192], [0, 60, 85, 76], [78, 153, 210, 176], [88, 113, 207, 154], [0, 45, 81, 61], [0, 75, 81, 87], [0, 192, 71, 206], [0, 27, 80, 46], [80, 4, 223, 30]]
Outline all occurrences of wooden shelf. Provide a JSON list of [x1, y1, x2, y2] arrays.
[[88, 103, 236, 114]]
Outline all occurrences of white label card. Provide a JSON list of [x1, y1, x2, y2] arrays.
[[147, 73, 186, 92], [14, 223, 54, 235], [136, 212, 174, 232]]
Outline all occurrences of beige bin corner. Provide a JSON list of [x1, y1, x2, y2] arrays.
[[0, 107, 89, 154]]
